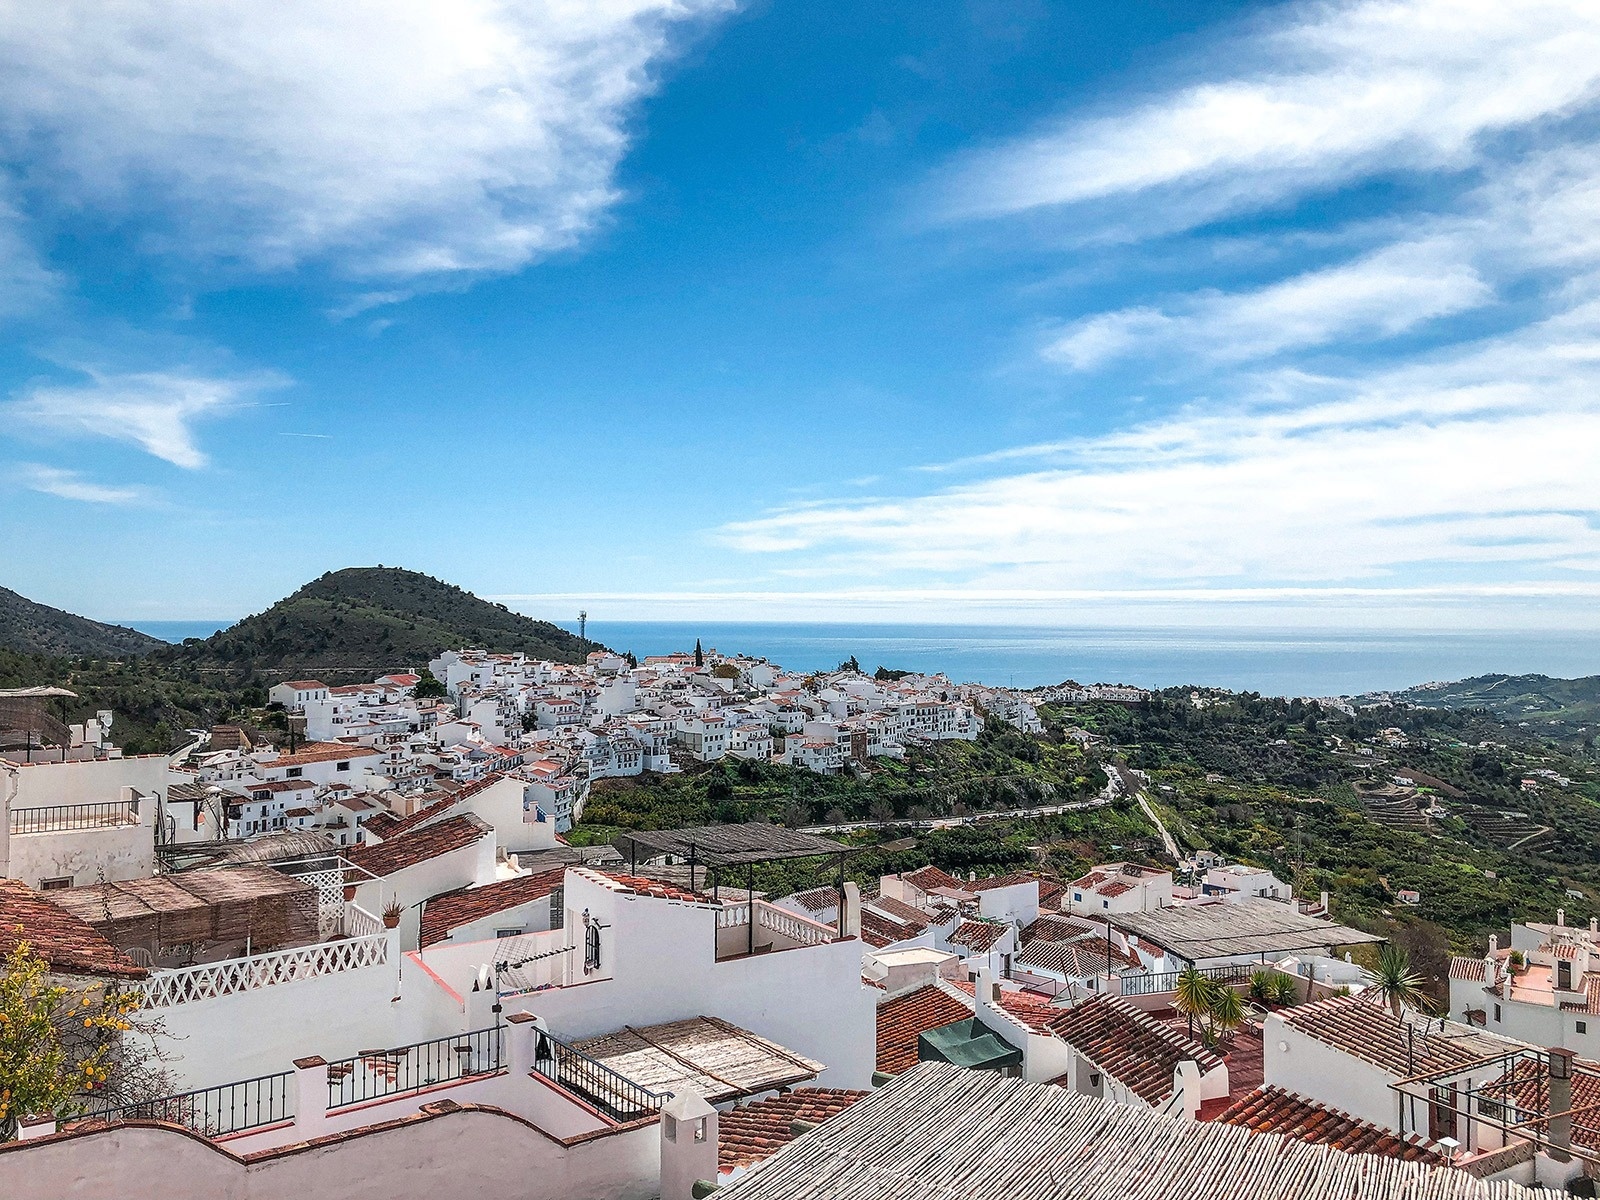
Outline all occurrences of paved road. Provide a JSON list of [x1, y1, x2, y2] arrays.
[[800, 791, 1112, 836]]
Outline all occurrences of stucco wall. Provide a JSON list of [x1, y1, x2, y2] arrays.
[[0, 1106, 659, 1200], [501, 876, 877, 1088], [7, 822, 155, 887], [150, 940, 459, 1090]]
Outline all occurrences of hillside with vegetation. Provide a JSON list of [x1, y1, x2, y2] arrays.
[[1367, 673, 1600, 746], [0, 585, 165, 658], [155, 567, 600, 683]]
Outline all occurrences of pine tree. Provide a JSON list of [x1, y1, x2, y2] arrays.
[[694, 638, 704, 668]]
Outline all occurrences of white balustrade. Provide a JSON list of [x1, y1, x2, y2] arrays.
[[140, 933, 390, 1009]]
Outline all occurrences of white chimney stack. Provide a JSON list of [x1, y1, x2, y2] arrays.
[[1558, 908, 1566, 927]]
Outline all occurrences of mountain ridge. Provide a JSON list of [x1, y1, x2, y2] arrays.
[[153, 566, 602, 682], [0, 585, 167, 658]]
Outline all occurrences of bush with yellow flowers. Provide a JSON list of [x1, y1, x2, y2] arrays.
[[0, 933, 134, 1141]]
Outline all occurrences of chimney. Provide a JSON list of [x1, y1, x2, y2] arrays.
[[660, 1089, 719, 1200], [1591, 917, 1597, 935], [1489, 934, 1498, 954], [1174, 1060, 1202, 1121], [1548, 1048, 1576, 1163], [839, 881, 861, 939], [977, 966, 999, 1004], [1557, 908, 1565, 927], [1319, 890, 1329, 913]]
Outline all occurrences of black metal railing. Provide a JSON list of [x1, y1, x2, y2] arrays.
[[531, 1029, 666, 1123], [9, 800, 138, 834], [75, 1071, 294, 1137], [325, 1026, 504, 1110], [1118, 962, 1256, 997]]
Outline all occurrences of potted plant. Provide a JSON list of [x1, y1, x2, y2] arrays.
[[382, 898, 403, 929]]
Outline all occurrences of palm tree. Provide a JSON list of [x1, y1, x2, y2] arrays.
[[1173, 967, 1212, 1040], [1368, 944, 1428, 1016], [1209, 985, 1244, 1043]]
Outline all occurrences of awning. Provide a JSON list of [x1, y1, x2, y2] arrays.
[[918, 1018, 1023, 1072]]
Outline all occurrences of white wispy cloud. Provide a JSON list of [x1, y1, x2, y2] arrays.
[[722, 285, 1600, 589], [0, 0, 733, 282], [944, 0, 1600, 227], [16, 464, 147, 505], [1045, 237, 1491, 369], [734, 0, 1597, 609], [6, 369, 282, 468]]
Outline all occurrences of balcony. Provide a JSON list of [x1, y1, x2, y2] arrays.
[[139, 908, 391, 1009], [8, 799, 139, 834], [715, 899, 839, 960]]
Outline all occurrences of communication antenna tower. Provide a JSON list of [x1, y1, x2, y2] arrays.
[[578, 610, 588, 642]]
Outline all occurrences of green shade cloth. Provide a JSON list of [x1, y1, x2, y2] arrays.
[[917, 1018, 1023, 1071]]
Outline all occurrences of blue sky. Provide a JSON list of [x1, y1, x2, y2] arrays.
[[2, 0, 1598, 630]]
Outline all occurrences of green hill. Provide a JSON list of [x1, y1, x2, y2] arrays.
[[0, 585, 166, 657], [1375, 673, 1600, 745], [156, 566, 601, 682]]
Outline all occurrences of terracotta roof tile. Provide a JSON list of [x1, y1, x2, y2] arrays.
[[876, 983, 974, 1074], [344, 813, 491, 878], [419, 868, 567, 947], [263, 741, 382, 767], [949, 919, 1008, 953], [1216, 1086, 1442, 1162], [1044, 995, 1222, 1104], [1279, 995, 1516, 1078], [1449, 956, 1488, 981], [1, 879, 148, 980], [584, 869, 711, 904], [901, 865, 964, 893], [718, 1088, 869, 1172]]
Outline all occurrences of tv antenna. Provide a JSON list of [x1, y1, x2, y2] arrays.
[[578, 610, 588, 642]]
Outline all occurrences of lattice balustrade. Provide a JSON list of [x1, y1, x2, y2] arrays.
[[296, 866, 350, 938], [140, 933, 390, 1009]]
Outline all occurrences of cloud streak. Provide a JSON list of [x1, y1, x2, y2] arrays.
[[943, 0, 1600, 228], [0, 0, 733, 283], [16, 464, 147, 505], [6, 369, 282, 468]]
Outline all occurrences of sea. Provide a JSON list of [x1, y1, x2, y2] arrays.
[[118, 619, 1600, 699]]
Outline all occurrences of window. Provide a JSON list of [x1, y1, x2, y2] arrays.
[[1579, 1021, 1589, 1035], [1102, 899, 1110, 909], [40, 876, 73, 890], [1073, 892, 1082, 902], [495, 928, 523, 939], [287, 767, 302, 778], [1494, 1004, 1501, 1022], [337, 761, 351, 772]]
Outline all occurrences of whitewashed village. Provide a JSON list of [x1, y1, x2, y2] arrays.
[[1, 648, 1597, 1199]]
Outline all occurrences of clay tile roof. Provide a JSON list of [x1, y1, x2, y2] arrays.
[[876, 983, 975, 1075], [281, 680, 326, 690], [419, 868, 568, 947], [265, 741, 382, 767], [1449, 957, 1488, 982], [1216, 1087, 1443, 1162], [860, 909, 911, 949], [1279, 995, 1518, 1077], [1043, 995, 1222, 1104], [902, 865, 964, 893], [1017, 938, 1113, 979], [787, 887, 840, 913], [363, 812, 402, 840], [586, 869, 711, 904], [869, 896, 934, 932], [718, 1088, 870, 1172], [949, 980, 1059, 1032], [1021, 913, 1098, 943], [949, 919, 1008, 953], [0, 879, 148, 980], [344, 813, 491, 878], [1098, 880, 1134, 898]]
